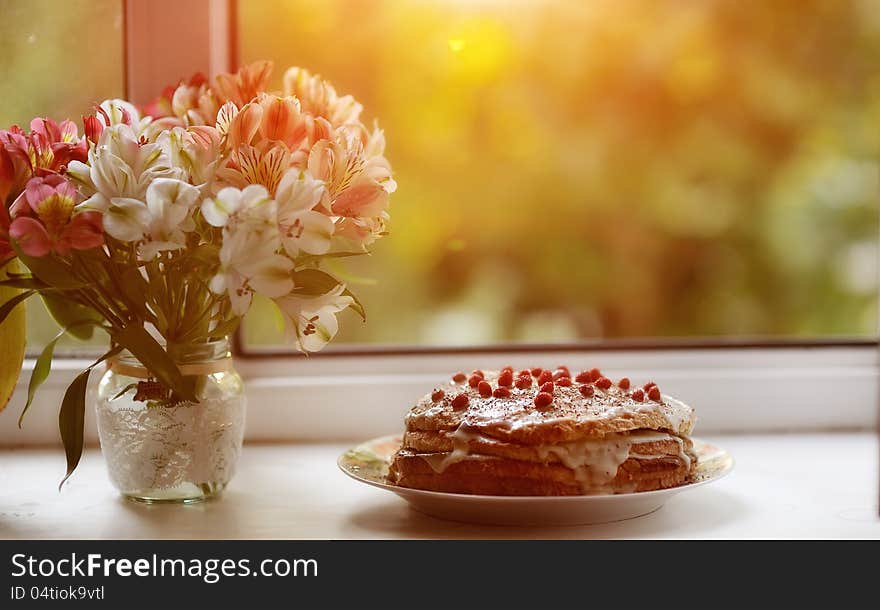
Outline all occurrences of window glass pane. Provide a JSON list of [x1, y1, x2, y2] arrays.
[[0, 0, 124, 353], [239, 0, 879, 349]]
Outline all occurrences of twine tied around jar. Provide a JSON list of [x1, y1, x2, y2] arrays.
[[107, 358, 234, 379]]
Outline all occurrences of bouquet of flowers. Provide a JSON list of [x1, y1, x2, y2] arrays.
[[0, 61, 395, 482]]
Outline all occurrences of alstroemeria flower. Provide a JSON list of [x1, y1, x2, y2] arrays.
[[0, 137, 27, 203], [282, 66, 363, 127], [0, 119, 87, 198], [335, 213, 388, 249], [201, 184, 275, 228], [0, 205, 14, 263], [156, 125, 220, 186], [213, 60, 273, 108], [274, 168, 333, 257], [258, 95, 310, 150], [216, 143, 291, 196], [103, 178, 199, 259], [8, 174, 103, 256], [204, 185, 293, 315], [224, 101, 263, 150], [274, 283, 353, 352], [171, 73, 221, 127], [67, 123, 184, 216], [308, 126, 396, 219]]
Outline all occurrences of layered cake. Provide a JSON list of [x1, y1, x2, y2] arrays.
[[387, 366, 697, 495]]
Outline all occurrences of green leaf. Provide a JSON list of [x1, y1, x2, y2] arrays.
[[0, 289, 34, 326], [40, 293, 101, 340], [294, 250, 368, 268], [58, 346, 121, 490], [117, 267, 152, 320], [290, 268, 366, 321], [0, 256, 17, 273], [0, 276, 50, 290], [13, 247, 84, 289], [113, 324, 197, 402], [19, 320, 99, 428], [111, 382, 138, 401], [208, 316, 241, 340], [185, 244, 221, 268]]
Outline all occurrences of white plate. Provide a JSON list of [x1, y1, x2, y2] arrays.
[[338, 435, 733, 526]]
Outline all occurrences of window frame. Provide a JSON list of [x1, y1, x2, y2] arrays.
[[1, 0, 876, 448]]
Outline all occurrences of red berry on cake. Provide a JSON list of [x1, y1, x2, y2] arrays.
[[478, 380, 492, 397], [575, 370, 591, 383], [631, 389, 645, 402], [540, 381, 554, 394], [452, 372, 467, 383], [431, 389, 445, 402], [468, 374, 482, 388], [534, 392, 553, 409], [451, 393, 469, 410], [618, 377, 630, 390], [643, 381, 657, 391], [648, 386, 662, 401], [471, 369, 484, 378], [557, 377, 572, 387], [498, 370, 513, 387], [595, 376, 612, 389], [589, 368, 602, 382], [537, 369, 553, 385], [515, 375, 532, 389], [493, 387, 511, 398], [579, 385, 594, 397], [518, 369, 531, 378], [530, 367, 543, 377]]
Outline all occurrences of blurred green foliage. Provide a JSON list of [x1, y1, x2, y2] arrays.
[[0, 0, 123, 352], [2, 1, 877, 352], [241, 0, 880, 346]]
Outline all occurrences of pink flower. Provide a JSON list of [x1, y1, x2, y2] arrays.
[[0, 205, 14, 264], [26, 118, 88, 174], [0, 127, 31, 202], [0, 118, 88, 198], [8, 175, 103, 257], [82, 115, 104, 144]]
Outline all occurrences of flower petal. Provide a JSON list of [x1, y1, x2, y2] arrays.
[[248, 253, 294, 298], [9, 216, 52, 257], [276, 168, 324, 213], [63, 211, 104, 251], [280, 211, 334, 257], [104, 197, 150, 241]]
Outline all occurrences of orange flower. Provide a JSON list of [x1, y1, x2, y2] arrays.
[[218, 143, 291, 196], [214, 60, 273, 108]]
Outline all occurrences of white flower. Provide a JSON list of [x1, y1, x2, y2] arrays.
[[156, 126, 220, 186], [274, 283, 353, 352], [274, 168, 334, 257], [205, 186, 294, 315], [95, 99, 154, 137], [68, 124, 183, 216], [201, 184, 275, 228], [101, 178, 200, 259]]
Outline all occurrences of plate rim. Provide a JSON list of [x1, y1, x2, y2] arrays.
[[338, 434, 734, 502]]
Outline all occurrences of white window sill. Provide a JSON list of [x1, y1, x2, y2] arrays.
[[2, 345, 877, 446], [0, 432, 876, 539]]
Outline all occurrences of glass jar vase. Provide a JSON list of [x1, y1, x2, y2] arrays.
[[95, 338, 246, 504]]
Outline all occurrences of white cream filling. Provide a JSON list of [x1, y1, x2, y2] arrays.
[[418, 427, 691, 493]]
